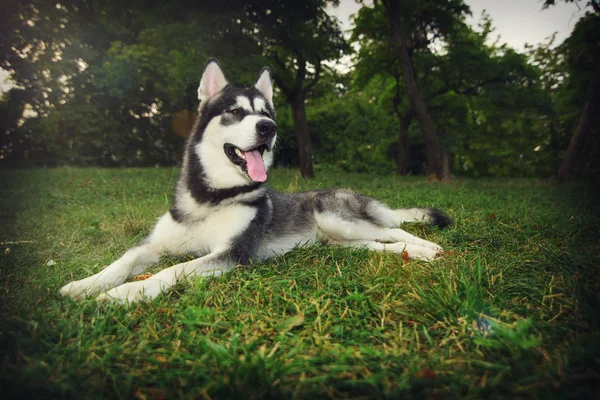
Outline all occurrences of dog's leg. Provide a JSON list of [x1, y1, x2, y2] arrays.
[[335, 239, 439, 261], [59, 243, 162, 300], [375, 228, 443, 252], [60, 212, 193, 300], [96, 251, 232, 304], [316, 212, 443, 254]]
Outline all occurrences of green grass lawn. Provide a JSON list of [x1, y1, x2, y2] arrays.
[[1, 167, 598, 399]]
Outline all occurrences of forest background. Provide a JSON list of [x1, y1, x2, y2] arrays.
[[0, 0, 598, 182]]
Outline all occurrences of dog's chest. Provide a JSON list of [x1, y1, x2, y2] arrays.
[[181, 204, 258, 252]]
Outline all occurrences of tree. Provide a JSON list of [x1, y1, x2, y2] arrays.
[[0, 0, 260, 166], [543, 0, 600, 13], [557, 13, 600, 182], [352, 5, 411, 175], [353, 4, 546, 178], [96, 0, 349, 178], [355, 0, 470, 180], [0, 0, 172, 165], [244, 0, 348, 178], [1, 0, 347, 174], [0, 89, 28, 164], [543, 1, 600, 182]]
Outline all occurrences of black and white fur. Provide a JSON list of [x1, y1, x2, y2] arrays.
[[60, 59, 452, 304]]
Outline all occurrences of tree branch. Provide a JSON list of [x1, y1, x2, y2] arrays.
[[295, 53, 306, 92], [272, 73, 293, 101], [303, 59, 322, 95], [425, 82, 450, 101], [425, 77, 507, 101], [271, 53, 294, 100], [456, 78, 506, 95]]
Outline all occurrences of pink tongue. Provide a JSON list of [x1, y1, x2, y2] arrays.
[[244, 150, 267, 182]]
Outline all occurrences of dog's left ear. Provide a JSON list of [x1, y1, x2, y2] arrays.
[[198, 58, 229, 103], [254, 67, 273, 106]]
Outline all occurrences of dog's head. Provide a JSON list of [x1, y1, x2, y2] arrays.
[[191, 59, 277, 188]]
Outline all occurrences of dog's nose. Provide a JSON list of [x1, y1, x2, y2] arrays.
[[256, 119, 277, 139]]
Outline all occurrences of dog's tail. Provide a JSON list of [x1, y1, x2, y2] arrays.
[[425, 208, 453, 228], [368, 203, 453, 228]]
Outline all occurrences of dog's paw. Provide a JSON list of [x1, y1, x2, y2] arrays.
[[403, 236, 443, 253], [96, 280, 162, 305], [417, 239, 444, 253], [408, 247, 441, 261], [60, 278, 103, 300], [386, 242, 441, 261]]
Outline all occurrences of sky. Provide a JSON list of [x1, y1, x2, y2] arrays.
[[327, 0, 586, 50], [465, 0, 586, 51], [0, 0, 590, 93], [0, 69, 13, 93]]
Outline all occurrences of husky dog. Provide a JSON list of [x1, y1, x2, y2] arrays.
[[60, 59, 451, 304]]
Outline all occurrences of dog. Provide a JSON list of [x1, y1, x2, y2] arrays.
[[60, 59, 452, 304]]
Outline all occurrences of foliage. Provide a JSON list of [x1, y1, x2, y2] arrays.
[[351, 6, 553, 177], [0, 89, 28, 162], [558, 12, 600, 180], [527, 12, 600, 181], [0, 0, 596, 180], [308, 95, 398, 174], [245, 0, 348, 99], [0, 0, 188, 166], [543, 0, 600, 13], [1, 167, 599, 397], [243, 0, 349, 178]]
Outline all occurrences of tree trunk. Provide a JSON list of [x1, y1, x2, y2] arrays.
[[557, 61, 600, 183], [442, 151, 452, 181], [291, 94, 315, 179], [548, 117, 561, 174], [395, 109, 412, 175], [386, 0, 443, 179]]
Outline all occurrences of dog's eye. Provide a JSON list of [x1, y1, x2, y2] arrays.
[[230, 108, 241, 114], [261, 111, 270, 118]]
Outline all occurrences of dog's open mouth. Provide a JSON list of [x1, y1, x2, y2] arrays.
[[224, 143, 270, 182]]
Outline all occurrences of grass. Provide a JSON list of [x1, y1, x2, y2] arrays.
[[0, 166, 599, 399]]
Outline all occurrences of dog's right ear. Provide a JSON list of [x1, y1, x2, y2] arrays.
[[198, 58, 228, 102], [254, 67, 273, 106]]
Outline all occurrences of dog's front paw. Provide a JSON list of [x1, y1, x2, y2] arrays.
[[96, 280, 162, 304], [60, 277, 103, 300]]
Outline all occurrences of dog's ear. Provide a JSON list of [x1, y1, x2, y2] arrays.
[[254, 67, 273, 106], [198, 58, 228, 102]]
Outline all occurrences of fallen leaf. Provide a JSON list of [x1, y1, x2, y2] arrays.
[[133, 273, 154, 281], [46, 260, 55, 266], [402, 251, 409, 264], [414, 368, 437, 379]]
